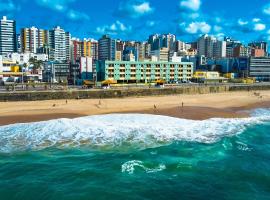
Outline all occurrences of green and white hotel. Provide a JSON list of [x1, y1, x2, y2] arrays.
[[96, 60, 194, 83]]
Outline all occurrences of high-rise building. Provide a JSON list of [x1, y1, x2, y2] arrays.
[[65, 32, 71, 61], [233, 45, 251, 57], [213, 41, 226, 58], [98, 35, 116, 61], [248, 41, 268, 55], [49, 26, 70, 62], [197, 34, 216, 58], [21, 27, 49, 53], [16, 34, 21, 53], [71, 39, 98, 63], [90, 40, 98, 61], [148, 34, 176, 51], [224, 37, 241, 58], [0, 16, 16, 55], [150, 47, 169, 62]]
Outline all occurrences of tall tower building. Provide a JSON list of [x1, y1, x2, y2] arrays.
[[148, 34, 176, 51], [0, 16, 16, 55], [197, 34, 216, 58], [21, 27, 49, 53], [98, 35, 116, 61], [49, 26, 70, 62], [90, 40, 98, 61]]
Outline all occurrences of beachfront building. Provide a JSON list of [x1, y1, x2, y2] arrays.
[[96, 60, 193, 83], [249, 57, 270, 81], [192, 71, 227, 83], [43, 61, 70, 83]]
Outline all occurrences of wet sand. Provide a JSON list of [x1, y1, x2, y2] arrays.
[[0, 91, 270, 126]]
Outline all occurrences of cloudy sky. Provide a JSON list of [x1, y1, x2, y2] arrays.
[[1, 0, 270, 43]]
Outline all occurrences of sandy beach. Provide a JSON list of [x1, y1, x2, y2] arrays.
[[0, 90, 270, 126]]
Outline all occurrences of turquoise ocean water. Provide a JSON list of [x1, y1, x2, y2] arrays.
[[0, 110, 270, 200]]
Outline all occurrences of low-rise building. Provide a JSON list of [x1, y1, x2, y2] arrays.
[[43, 61, 70, 83], [249, 57, 270, 81], [193, 71, 227, 83], [3, 53, 48, 65], [96, 60, 193, 83]]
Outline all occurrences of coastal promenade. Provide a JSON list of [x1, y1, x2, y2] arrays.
[[1, 83, 270, 102]]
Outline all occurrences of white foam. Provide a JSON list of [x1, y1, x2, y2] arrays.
[[121, 160, 166, 174], [0, 109, 270, 153]]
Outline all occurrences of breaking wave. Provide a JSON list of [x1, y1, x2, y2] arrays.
[[0, 109, 270, 153]]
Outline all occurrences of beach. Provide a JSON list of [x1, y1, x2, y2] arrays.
[[0, 90, 270, 125]]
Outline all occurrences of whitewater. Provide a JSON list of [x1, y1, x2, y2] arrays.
[[1, 108, 270, 153]]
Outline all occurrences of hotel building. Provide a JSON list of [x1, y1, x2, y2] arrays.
[[96, 60, 193, 83]]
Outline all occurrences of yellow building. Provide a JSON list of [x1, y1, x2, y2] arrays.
[[11, 66, 20, 72], [83, 41, 91, 57], [193, 71, 227, 83]]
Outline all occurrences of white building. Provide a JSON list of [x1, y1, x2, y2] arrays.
[[49, 26, 70, 62], [150, 47, 169, 62], [0, 55, 3, 72], [213, 41, 227, 58], [79, 57, 93, 74], [4, 53, 48, 65], [197, 34, 216, 58], [0, 16, 16, 55]]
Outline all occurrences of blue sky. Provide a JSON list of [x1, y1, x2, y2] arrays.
[[1, 0, 270, 43]]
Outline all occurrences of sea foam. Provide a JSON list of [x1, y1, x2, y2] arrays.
[[0, 109, 270, 153]]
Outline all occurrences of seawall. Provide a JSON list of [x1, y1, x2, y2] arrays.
[[0, 84, 270, 102]]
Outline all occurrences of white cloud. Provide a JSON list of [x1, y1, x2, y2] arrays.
[[67, 10, 90, 21], [254, 23, 266, 31], [146, 20, 156, 27], [238, 19, 248, 26], [180, 0, 201, 11], [96, 21, 132, 35], [36, 0, 89, 21], [214, 25, 222, 32], [0, 0, 19, 12], [215, 33, 225, 40], [117, 0, 154, 18], [263, 4, 270, 15], [133, 2, 152, 14], [185, 22, 211, 34], [252, 18, 261, 22], [35, 0, 74, 11]]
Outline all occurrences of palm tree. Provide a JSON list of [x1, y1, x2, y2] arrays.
[[29, 58, 43, 74]]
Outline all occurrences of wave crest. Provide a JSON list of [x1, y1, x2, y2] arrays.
[[0, 110, 270, 153]]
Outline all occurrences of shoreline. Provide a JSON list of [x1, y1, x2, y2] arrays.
[[0, 91, 270, 126]]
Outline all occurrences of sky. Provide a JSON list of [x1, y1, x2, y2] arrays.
[[1, 0, 270, 43]]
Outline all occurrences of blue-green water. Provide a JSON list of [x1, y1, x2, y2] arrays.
[[0, 112, 270, 200]]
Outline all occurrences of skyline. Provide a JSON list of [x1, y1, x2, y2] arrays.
[[1, 0, 270, 43]]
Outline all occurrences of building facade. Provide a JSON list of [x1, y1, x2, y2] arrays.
[[21, 27, 48, 53], [249, 57, 270, 81], [98, 35, 116, 61], [49, 27, 70, 62], [96, 60, 193, 83], [0, 16, 16, 55]]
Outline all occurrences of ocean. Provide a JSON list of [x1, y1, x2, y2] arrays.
[[0, 110, 270, 200]]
